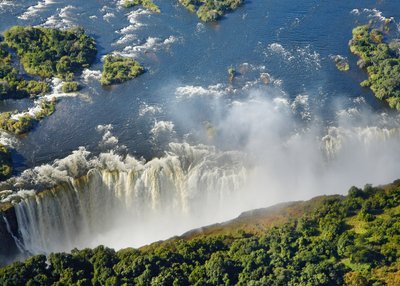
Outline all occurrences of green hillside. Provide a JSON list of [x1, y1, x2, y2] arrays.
[[1, 181, 400, 285]]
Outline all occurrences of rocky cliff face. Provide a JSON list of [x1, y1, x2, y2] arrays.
[[0, 207, 22, 266]]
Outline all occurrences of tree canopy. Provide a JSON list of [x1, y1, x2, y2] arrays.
[[179, 0, 243, 22], [101, 55, 144, 86], [349, 24, 400, 110], [2, 180, 400, 285]]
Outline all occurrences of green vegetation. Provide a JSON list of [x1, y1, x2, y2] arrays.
[[179, 0, 243, 22], [0, 144, 12, 180], [0, 26, 96, 134], [122, 0, 160, 13], [34, 98, 57, 120], [332, 56, 350, 72], [61, 81, 80, 93], [101, 55, 144, 86], [2, 180, 400, 285], [4, 26, 96, 80], [228, 66, 236, 81], [0, 98, 56, 134], [0, 38, 50, 100], [0, 113, 33, 135], [349, 24, 400, 110]]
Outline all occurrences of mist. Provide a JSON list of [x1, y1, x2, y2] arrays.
[[169, 84, 400, 212], [3, 81, 400, 262]]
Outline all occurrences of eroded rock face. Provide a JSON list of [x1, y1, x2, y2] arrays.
[[0, 207, 22, 266]]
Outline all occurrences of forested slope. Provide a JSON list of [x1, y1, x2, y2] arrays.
[[1, 181, 400, 285]]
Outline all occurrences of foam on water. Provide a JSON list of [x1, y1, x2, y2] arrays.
[[41, 5, 77, 28], [11, 78, 79, 121], [266, 43, 321, 70], [175, 84, 227, 99], [139, 103, 162, 116], [150, 120, 175, 137], [18, 0, 56, 20], [81, 69, 102, 85]]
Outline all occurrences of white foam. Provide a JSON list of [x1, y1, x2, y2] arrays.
[[41, 5, 76, 28], [296, 45, 321, 70], [139, 104, 162, 116], [81, 69, 102, 83], [97, 124, 119, 149], [127, 8, 150, 22], [115, 34, 137, 45], [103, 12, 115, 22], [18, 0, 56, 20], [150, 120, 175, 136], [175, 84, 227, 99], [117, 36, 180, 58], [268, 43, 294, 61], [1, 190, 35, 204], [0, 131, 19, 149], [11, 78, 79, 121], [267, 43, 321, 70], [0, 1, 16, 12], [363, 8, 394, 23]]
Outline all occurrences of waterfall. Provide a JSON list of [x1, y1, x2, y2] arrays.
[[11, 143, 248, 255], [3, 124, 400, 258]]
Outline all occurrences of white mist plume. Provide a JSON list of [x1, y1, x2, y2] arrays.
[[4, 84, 400, 259], [196, 88, 400, 210]]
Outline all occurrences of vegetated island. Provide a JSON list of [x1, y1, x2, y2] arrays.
[[349, 24, 400, 110], [0, 26, 97, 135], [332, 55, 350, 72], [101, 55, 144, 86], [179, 0, 243, 22], [0, 144, 12, 180], [2, 180, 400, 285], [122, 0, 160, 13]]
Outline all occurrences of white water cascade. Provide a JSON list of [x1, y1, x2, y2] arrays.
[[5, 119, 400, 257], [12, 143, 247, 254]]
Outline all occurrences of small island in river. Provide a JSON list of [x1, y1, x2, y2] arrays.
[[122, 0, 160, 13], [101, 55, 144, 86], [179, 0, 243, 22], [349, 24, 400, 110]]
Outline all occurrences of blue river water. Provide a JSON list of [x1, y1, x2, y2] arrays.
[[0, 0, 399, 172]]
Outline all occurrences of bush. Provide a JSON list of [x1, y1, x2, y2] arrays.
[[4, 26, 97, 79], [61, 82, 80, 93], [180, 0, 243, 22], [0, 144, 12, 180], [101, 55, 144, 86]]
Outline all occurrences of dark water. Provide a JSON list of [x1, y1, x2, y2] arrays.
[[0, 0, 399, 172]]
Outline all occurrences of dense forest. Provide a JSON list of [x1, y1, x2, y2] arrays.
[[1, 180, 400, 285], [4, 26, 96, 80], [0, 37, 50, 100], [349, 24, 400, 110]]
